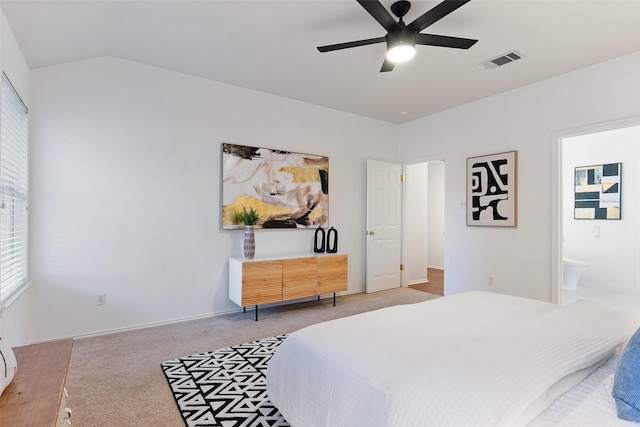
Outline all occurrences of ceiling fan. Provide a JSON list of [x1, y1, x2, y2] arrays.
[[317, 0, 478, 72]]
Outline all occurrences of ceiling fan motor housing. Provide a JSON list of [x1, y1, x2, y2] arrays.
[[386, 26, 416, 48]]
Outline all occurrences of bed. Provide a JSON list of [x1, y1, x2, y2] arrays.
[[266, 291, 640, 426]]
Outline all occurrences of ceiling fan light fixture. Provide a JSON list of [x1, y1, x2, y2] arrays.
[[385, 28, 416, 63], [386, 44, 416, 63]]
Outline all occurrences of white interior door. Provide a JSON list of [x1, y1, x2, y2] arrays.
[[366, 159, 402, 293]]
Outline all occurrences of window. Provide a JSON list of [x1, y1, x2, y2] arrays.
[[0, 72, 28, 305]]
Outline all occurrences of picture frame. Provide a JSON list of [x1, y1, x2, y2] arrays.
[[221, 143, 329, 229], [467, 150, 518, 227], [574, 163, 621, 220]]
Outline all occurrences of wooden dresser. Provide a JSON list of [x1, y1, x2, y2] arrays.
[[0, 338, 73, 426], [229, 253, 348, 320]]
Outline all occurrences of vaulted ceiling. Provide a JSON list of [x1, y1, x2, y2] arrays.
[[2, 0, 640, 123]]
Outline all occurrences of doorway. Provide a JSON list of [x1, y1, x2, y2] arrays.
[[404, 160, 445, 295], [556, 120, 640, 312]]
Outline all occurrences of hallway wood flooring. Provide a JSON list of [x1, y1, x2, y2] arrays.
[[409, 268, 444, 296]]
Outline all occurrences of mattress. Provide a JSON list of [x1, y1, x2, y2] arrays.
[[266, 291, 640, 427]]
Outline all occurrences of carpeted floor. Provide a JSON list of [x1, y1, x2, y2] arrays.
[[66, 287, 439, 426]]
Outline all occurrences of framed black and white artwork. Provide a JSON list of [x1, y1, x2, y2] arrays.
[[467, 151, 518, 227]]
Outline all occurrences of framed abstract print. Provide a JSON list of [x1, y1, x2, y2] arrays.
[[221, 143, 329, 229], [574, 163, 621, 220]]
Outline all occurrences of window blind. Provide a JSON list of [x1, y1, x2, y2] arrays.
[[0, 72, 28, 304]]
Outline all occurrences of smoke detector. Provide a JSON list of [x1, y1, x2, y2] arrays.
[[481, 50, 524, 69]]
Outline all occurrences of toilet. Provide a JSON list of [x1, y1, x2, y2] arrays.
[[563, 257, 588, 289]]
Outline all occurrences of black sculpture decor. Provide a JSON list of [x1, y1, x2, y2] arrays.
[[314, 226, 338, 253], [326, 226, 338, 253], [314, 227, 326, 253]]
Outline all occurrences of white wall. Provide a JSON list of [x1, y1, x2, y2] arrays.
[[427, 161, 445, 270], [28, 56, 397, 343], [405, 162, 428, 285], [563, 124, 640, 294], [0, 10, 32, 347], [398, 51, 640, 301], [9, 14, 640, 342]]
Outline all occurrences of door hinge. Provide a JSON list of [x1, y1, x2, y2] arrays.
[[400, 174, 405, 182], [400, 264, 405, 271]]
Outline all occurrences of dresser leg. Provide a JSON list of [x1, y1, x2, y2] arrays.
[[255, 305, 259, 321], [333, 293, 336, 306]]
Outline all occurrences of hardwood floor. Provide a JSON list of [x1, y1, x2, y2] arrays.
[[409, 268, 444, 296]]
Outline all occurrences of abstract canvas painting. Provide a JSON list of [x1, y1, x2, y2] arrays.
[[467, 151, 517, 227], [574, 163, 621, 220], [221, 143, 329, 229]]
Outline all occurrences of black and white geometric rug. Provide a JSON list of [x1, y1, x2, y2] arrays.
[[161, 334, 290, 427]]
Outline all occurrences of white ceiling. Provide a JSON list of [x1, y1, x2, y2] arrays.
[[2, 0, 640, 124]]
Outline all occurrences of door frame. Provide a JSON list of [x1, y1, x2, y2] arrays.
[[401, 154, 447, 289], [551, 116, 640, 304]]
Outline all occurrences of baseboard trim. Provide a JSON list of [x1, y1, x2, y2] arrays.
[[40, 288, 366, 342]]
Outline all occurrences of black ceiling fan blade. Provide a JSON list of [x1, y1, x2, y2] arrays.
[[380, 57, 395, 72], [356, 0, 401, 33], [416, 33, 478, 49], [408, 0, 471, 33], [317, 37, 386, 53]]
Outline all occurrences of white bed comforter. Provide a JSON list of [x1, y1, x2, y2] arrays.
[[266, 292, 640, 427]]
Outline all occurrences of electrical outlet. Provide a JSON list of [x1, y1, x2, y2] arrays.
[[488, 276, 495, 286], [96, 293, 106, 305]]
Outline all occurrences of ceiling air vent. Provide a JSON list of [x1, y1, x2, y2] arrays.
[[481, 50, 524, 69]]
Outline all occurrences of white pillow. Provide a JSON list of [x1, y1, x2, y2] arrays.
[[514, 354, 611, 426], [0, 337, 17, 396]]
